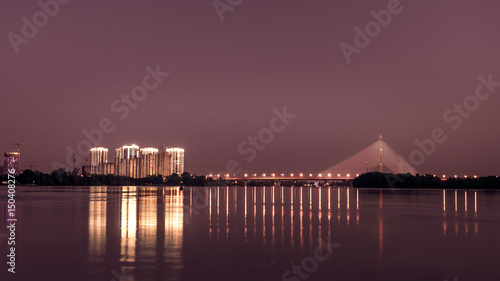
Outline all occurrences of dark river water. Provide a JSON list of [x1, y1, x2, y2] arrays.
[[1, 186, 500, 281]]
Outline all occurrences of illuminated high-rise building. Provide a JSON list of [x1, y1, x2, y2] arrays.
[[158, 148, 170, 177], [165, 147, 184, 175], [140, 147, 159, 178], [115, 144, 140, 178], [90, 147, 108, 174], [4, 152, 20, 176]]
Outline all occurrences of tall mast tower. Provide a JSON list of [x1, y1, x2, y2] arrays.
[[379, 135, 383, 173]]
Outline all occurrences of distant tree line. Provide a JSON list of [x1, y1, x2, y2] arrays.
[[0, 169, 228, 187], [353, 172, 500, 189]]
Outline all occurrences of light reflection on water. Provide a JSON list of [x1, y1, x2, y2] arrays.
[[1, 186, 500, 281]]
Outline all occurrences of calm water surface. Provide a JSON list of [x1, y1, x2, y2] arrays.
[[1, 186, 500, 281]]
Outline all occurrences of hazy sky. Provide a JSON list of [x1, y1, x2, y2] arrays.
[[1, 0, 500, 176]]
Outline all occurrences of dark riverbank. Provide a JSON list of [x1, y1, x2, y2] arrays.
[[0, 169, 223, 187], [353, 172, 500, 189]]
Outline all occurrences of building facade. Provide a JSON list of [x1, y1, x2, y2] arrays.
[[140, 147, 159, 178], [90, 147, 108, 174], [3, 152, 20, 176], [85, 144, 184, 178], [115, 145, 140, 178], [166, 147, 184, 175]]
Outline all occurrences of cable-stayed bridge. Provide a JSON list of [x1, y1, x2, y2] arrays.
[[224, 136, 417, 182]]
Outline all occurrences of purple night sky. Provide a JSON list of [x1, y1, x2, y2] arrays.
[[1, 0, 500, 176]]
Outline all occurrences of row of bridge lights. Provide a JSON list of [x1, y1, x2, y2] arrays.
[[207, 173, 360, 178], [206, 173, 483, 179], [439, 175, 479, 179]]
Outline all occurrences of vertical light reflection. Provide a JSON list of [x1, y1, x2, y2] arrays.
[[272, 186, 275, 249], [300, 186, 303, 211], [346, 188, 350, 225], [263, 187, 266, 245], [209, 188, 212, 237], [443, 190, 446, 211], [190, 188, 193, 218], [217, 186, 220, 238], [327, 187, 331, 238], [455, 190, 457, 212], [120, 186, 136, 263], [234, 188, 237, 214], [281, 186, 284, 205], [244, 186, 248, 243], [474, 190, 478, 237], [164, 187, 183, 267], [337, 187, 340, 209], [443, 189, 447, 236], [281, 186, 284, 246], [379, 191, 383, 208], [356, 189, 359, 210], [318, 186, 322, 240], [138, 188, 157, 262], [356, 189, 359, 225], [328, 187, 331, 211], [89, 187, 107, 262], [300, 187, 303, 248], [474, 191, 477, 213], [226, 186, 229, 241], [290, 187, 294, 248], [254, 188, 257, 243], [465, 190, 467, 213], [337, 187, 341, 222], [309, 187, 313, 249]]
